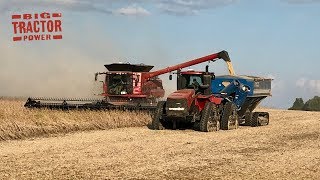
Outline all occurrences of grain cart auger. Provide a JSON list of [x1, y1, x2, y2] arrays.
[[25, 51, 235, 111], [151, 52, 272, 132]]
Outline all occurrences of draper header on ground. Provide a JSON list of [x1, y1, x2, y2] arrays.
[[11, 12, 63, 41]]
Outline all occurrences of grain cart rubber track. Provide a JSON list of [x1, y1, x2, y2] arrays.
[[250, 112, 270, 127], [244, 111, 253, 126]]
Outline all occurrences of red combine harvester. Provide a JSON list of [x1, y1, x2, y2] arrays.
[[25, 51, 234, 110]]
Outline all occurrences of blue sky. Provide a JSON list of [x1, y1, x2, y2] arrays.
[[0, 0, 320, 108]]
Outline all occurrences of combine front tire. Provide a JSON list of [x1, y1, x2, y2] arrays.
[[151, 101, 166, 130], [221, 102, 239, 130], [199, 102, 220, 132]]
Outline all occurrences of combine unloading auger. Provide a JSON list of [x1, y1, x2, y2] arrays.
[[25, 51, 236, 110]]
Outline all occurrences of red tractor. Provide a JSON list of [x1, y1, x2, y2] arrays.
[[151, 51, 271, 132]]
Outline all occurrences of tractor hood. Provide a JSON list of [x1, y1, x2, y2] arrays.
[[167, 89, 195, 108], [166, 89, 195, 117]]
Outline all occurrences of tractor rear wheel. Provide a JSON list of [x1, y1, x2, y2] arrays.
[[221, 102, 239, 130], [199, 102, 220, 132], [151, 101, 166, 130]]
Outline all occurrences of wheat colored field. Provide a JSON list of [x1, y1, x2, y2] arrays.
[[0, 100, 320, 179], [0, 99, 150, 141]]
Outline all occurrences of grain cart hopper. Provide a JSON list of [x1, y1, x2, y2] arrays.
[[25, 51, 235, 110], [212, 75, 272, 127], [151, 52, 272, 132]]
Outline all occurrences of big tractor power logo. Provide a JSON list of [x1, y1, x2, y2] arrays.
[[11, 12, 63, 41]]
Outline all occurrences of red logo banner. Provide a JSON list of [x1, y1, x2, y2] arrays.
[[12, 12, 63, 41]]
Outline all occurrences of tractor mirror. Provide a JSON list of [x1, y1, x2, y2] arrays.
[[94, 73, 98, 81], [169, 74, 172, 80], [211, 74, 215, 80]]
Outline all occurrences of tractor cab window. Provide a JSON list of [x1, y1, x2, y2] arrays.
[[107, 73, 133, 95], [178, 74, 204, 90], [188, 76, 203, 88]]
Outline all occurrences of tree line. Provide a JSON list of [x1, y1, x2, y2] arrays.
[[289, 96, 320, 111]]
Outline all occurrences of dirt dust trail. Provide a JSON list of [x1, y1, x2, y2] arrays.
[[0, 108, 319, 179]]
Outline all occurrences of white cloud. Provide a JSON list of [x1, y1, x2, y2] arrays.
[[296, 77, 307, 87], [0, 0, 237, 16], [158, 0, 236, 15], [1, 0, 112, 14], [308, 80, 320, 93], [284, 0, 320, 4], [295, 78, 320, 93], [114, 5, 151, 16], [1, 0, 317, 17]]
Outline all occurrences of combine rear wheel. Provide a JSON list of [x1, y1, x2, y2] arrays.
[[151, 101, 166, 130], [199, 102, 220, 132], [221, 102, 239, 130]]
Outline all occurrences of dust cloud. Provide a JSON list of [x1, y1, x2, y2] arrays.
[[0, 10, 176, 99], [0, 37, 176, 99], [0, 43, 100, 98]]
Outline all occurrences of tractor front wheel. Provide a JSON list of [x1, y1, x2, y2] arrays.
[[199, 102, 220, 132]]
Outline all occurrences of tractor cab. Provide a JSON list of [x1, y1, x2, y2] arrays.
[[177, 70, 215, 95]]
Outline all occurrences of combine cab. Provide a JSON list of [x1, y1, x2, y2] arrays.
[[96, 63, 165, 108]]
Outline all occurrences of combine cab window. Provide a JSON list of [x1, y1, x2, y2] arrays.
[[107, 74, 133, 95]]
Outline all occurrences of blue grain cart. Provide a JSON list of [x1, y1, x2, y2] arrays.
[[212, 75, 272, 126]]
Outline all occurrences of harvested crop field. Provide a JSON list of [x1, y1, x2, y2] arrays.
[[0, 100, 320, 179]]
